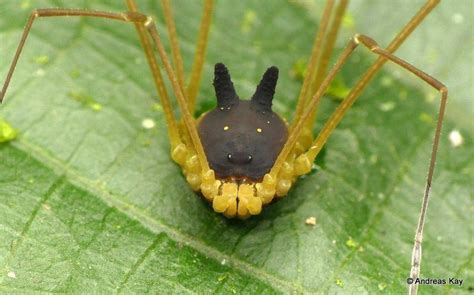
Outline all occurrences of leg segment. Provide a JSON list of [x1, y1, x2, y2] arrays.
[[142, 18, 221, 198], [124, 0, 182, 151], [270, 36, 358, 183], [290, 0, 348, 157], [305, 0, 348, 128], [187, 0, 214, 114], [0, 8, 183, 157], [268, 0, 440, 182], [0, 8, 216, 193], [0, 9, 141, 102], [293, 5, 445, 295], [253, 36, 358, 201], [302, 0, 441, 165], [291, 0, 334, 131], [160, 0, 186, 91], [266, 7, 444, 286], [300, 34, 447, 295], [291, 0, 348, 129], [139, 0, 214, 114]]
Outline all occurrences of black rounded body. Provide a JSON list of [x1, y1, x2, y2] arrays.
[[198, 99, 287, 180]]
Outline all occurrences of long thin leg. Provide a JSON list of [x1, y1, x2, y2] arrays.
[[291, 0, 334, 130], [300, 35, 446, 295], [305, 0, 441, 164], [0, 8, 210, 172], [186, 0, 214, 114], [143, 19, 211, 173], [309, 0, 348, 98], [270, 37, 357, 180], [0, 9, 136, 102], [0, 8, 183, 153], [270, 0, 440, 177], [269, 5, 444, 291], [124, 0, 182, 151], [160, 0, 186, 91], [305, 0, 348, 128]]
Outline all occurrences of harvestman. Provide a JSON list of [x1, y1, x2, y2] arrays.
[[0, 0, 447, 294]]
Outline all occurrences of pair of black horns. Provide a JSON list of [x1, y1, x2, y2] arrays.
[[213, 63, 278, 110]]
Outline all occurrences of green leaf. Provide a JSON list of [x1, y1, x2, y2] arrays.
[[0, 0, 472, 293]]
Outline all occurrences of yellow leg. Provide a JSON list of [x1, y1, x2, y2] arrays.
[[305, 0, 348, 130], [270, 36, 358, 181], [297, 34, 447, 170], [301, 35, 447, 295], [143, 21, 210, 170], [289, 0, 348, 157], [187, 0, 214, 114], [160, 0, 186, 91], [0, 5, 195, 173], [269, 0, 440, 180], [291, 0, 334, 131], [124, 0, 183, 158], [125, 1, 218, 198]]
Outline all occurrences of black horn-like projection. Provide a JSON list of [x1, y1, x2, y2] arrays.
[[251, 66, 279, 111], [213, 63, 238, 107]]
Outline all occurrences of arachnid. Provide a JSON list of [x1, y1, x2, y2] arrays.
[[0, 1, 448, 294]]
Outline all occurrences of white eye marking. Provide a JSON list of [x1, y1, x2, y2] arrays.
[[223, 125, 229, 131], [256, 128, 262, 133]]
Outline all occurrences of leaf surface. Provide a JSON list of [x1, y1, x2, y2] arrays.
[[0, 0, 472, 293]]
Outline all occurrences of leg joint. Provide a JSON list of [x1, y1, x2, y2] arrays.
[[440, 85, 448, 95], [122, 11, 149, 23], [31, 9, 40, 18], [144, 16, 154, 28], [355, 34, 380, 51]]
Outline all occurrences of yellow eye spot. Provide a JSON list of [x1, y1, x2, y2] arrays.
[[256, 128, 262, 133], [223, 126, 229, 131]]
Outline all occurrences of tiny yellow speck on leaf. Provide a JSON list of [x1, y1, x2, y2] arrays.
[[7, 271, 16, 279], [345, 237, 358, 248], [68, 91, 102, 112], [305, 216, 317, 226], [34, 55, 49, 65], [0, 119, 17, 143]]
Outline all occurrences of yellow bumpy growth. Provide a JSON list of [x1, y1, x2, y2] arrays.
[[169, 124, 314, 218]]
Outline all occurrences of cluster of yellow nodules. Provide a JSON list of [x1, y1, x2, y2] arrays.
[[212, 183, 260, 218], [169, 126, 314, 218], [273, 127, 315, 197], [171, 142, 220, 200], [208, 173, 286, 218], [171, 143, 203, 191]]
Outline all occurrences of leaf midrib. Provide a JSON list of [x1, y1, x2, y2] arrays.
[[5, 112, 444, 294], [7, 137, 305, 294]]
